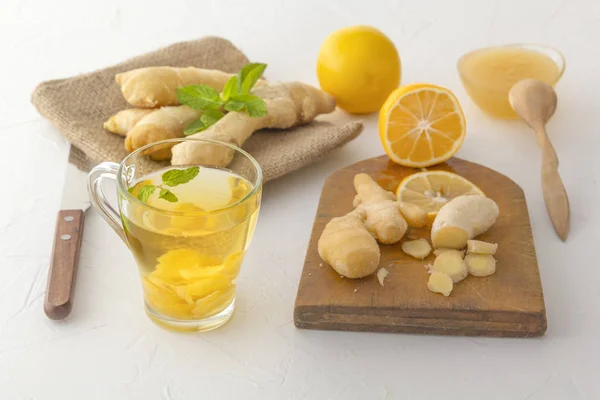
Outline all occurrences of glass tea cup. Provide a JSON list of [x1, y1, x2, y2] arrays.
[[88, 138, 262, 332]]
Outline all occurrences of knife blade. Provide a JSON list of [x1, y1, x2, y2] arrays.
[[44, 147, 90, 320]]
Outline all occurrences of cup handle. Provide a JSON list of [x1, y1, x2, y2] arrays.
[[87, 162, 128, 246]]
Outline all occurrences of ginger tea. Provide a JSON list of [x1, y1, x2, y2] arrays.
[[120, 165, 260, 329]]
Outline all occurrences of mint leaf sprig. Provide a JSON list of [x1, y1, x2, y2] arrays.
[[176, 63, 268, 136], [130, 166, 200, 204]]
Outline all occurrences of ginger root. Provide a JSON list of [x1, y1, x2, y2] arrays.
[[170, 81, 336, 167], [398, 202, 428, 228], [317, 209, 380, 279], [317, 173, 411, 277], [103, 109, 153, 136], [467, 239, 498, 255], [427, 272, 453, 297], [401, 238, 432, 260], [353, 173, 407, 244], [432, 251, 468, 283], [116, 67, 258, 108], [124, 106, 201, 160], [465, 254, 496, 276], [431, 195, 499, 249]]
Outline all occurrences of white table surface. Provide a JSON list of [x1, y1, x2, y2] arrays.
[[1, 0, 599, 398]]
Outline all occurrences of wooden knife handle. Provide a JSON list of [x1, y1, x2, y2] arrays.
[[44, 210, 85, 320]]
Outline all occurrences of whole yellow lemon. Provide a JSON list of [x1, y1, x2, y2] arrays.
[[317, 26, 401, 114]]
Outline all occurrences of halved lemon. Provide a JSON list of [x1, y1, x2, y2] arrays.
[[379, 83, 466, 167], [396, 171, 484, 223]]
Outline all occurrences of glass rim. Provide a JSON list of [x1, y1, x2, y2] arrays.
[[116, 137, 263, 216], [457, 43, 566, 90]]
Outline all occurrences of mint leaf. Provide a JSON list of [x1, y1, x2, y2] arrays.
[[225, 94, 268, 117], [238, 63, 267, 94], [224, 101, 245, 112], [159, 188, 178, 203], [242, 95, 268, 117], [184, 119, 206, 136], [162, 166, 200, 187], [201, 109, 225, 125], [221, 76, 239, 101], [199, 114, 220, 129], [137, 185, 157, 203], [184, 109, 225, 136], [177, 85, 223, 111]]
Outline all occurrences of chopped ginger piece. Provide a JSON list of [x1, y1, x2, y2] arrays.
[[142, 249, 244, 320], [377, 268, 389, 286], [427, 272, 453, 296], [433, 248, 465, 258], [401, 238, 432, 260], [432, 251, 468, 283], [467, 240, 498, 255], [465, 254, 496, 277]]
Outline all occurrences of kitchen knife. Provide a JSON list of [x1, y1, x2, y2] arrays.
[[44, 147, 90, 320]]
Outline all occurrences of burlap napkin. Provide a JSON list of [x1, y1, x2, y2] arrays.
[[31, 37, 362, 182]]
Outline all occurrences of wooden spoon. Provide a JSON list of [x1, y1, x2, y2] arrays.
[[509, 79, 570, 241]]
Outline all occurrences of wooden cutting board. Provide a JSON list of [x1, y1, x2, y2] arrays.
[[294, 156, 546, 337]]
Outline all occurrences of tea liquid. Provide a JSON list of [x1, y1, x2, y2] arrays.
[[122, 166, 259, 321]]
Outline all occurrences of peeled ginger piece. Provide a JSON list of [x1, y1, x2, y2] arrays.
[[467, 240, 498, 255], [191, 287, 235, 316], [153, 249, 220, 283], [183, 275, 232, 299], [433, 248, 464, 257], [143, 250, 243, 320], [170, 203, 206, 231], [157, 248, 217, 270], [432, 251, 468, 283], [427, 272, 453, 296], [401, 238, 432, 260], [465, 254, 496, 277], [431, 195, 499, 249], [143, 277, 193, 319]]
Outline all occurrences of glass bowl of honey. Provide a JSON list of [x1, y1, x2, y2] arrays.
[[457, 43, 565, 119]]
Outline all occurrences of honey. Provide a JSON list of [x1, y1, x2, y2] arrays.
[[458, 45, 564, 119]]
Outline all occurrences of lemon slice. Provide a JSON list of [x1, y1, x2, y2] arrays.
[[379, 83, 466, 167], [396, 171, 484, 223]]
